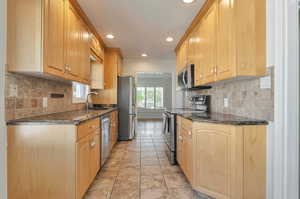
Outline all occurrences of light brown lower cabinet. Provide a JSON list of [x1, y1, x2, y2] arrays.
[[177, 117, 193, 183], [176, 116, 266, 199], [8, 118, 101, 199], [76, 131, 100, 199], [109, 111, 119, 151]]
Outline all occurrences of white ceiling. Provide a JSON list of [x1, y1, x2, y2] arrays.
[[78, 0, 205, 59]]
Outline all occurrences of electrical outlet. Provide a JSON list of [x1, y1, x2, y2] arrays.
[[9, 84, 18, 97], [43, 97, 48, 108], [260, 75, 271, 89], [224, 98, 229, 108]]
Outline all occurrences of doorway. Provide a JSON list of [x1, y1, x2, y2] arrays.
[[136, 72, 172, 120]]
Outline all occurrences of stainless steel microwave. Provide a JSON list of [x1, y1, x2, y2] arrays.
[[178, 64, 194, 89], [177, 64, 211, 90]]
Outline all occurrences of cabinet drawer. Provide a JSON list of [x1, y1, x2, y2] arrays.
[[77, 118, 100, 140]]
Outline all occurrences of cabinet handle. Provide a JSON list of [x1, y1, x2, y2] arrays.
[[90, 140, 96, 148], [64, 65, 68, 73], [214, 67, 217, 74], [210, 68, 214, 74], [90, 125, 96, 129], [188, 131, 192, 136]]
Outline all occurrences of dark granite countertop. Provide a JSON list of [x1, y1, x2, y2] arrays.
[[177, 112, 268, 125], [6, 108, 118, 125]]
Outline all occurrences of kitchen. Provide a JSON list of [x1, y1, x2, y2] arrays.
[[0, 0, 299, 199]]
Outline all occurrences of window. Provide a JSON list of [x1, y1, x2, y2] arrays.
[[137, 87, 146, 107], [136, 87, 164, 109], [72, 82, 89, 103]]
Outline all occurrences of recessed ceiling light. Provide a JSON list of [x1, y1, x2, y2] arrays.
[[182, 0, 195, 3], [166, 37, 174, 42], [106, 34, 114, 39], [141, 53, 147, 57]]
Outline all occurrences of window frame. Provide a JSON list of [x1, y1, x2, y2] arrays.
[[72, 82, 90, 104]]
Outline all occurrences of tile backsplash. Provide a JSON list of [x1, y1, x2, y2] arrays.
[[183, 67, 274, 121], [5, 72, 85, 121]]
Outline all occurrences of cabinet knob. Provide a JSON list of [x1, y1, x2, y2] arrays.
[[90, 140, 96, 148], [188, 131, 192, 136]]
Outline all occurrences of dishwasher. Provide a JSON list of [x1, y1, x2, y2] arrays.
[[100, 114, 111, 166]]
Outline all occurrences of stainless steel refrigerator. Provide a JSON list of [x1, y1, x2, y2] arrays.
[[118, 76, 137, 140]]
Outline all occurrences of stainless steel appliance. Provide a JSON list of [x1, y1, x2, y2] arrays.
[[163, 95, 210, 165], [117, 76, 137, 140], [101, 114, 111, 166], [177, 64, 211, 90]]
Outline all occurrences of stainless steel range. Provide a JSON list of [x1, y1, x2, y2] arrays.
[[162, 95, 210, 165]]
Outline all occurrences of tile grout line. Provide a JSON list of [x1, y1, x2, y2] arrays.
[[108, 143, 127, 199], [153, 125, 171, 197]]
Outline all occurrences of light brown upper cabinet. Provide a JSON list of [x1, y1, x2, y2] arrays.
[[201, 2, 217, 85], [90, 33, 105, 60], [177, 0, 266, 86], [216, 0, 235, 81], [92, 48, 122, 105], [7, 0, 92, 85], [44, 0, 66, 76], [176, 40, 188, 73]]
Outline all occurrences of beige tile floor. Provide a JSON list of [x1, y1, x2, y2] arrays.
[[84, 120, 211, 199]]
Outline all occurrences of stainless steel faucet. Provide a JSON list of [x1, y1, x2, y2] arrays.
[[86, 91, 99, 112]]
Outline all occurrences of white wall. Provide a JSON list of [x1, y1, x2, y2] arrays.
[[0, 0, 7, 198], [122, 58, 177, 108]]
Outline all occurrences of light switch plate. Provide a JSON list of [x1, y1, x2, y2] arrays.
[[43, 97, 48, 108], [224, 98, 229, 108]]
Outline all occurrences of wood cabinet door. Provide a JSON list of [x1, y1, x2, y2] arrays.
[[76, 135, 91, 199], [117, 55, 123, 76], [44, 0, 65, 75], [176, 120, 183, 166], [202, 3, 217, 85], [65, 2, 81, 79], [177, 133, 183, 168], [235, 0, 266, 77], [104, 52, 114, 89], [181, 40, 188, 68], [79, 23, 91, 83], [194, 23, 205, 86], [183, 130, 193, 184], [187, 32, 196, 66], [193, 123, 238, 199], [216, 0, 235, 81], [89, 132, 100, 183]]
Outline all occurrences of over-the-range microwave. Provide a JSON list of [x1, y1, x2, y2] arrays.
[[177, 64, 211, 90]]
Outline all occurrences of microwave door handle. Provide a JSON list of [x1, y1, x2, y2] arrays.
[[182, 71, 187, 87]]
